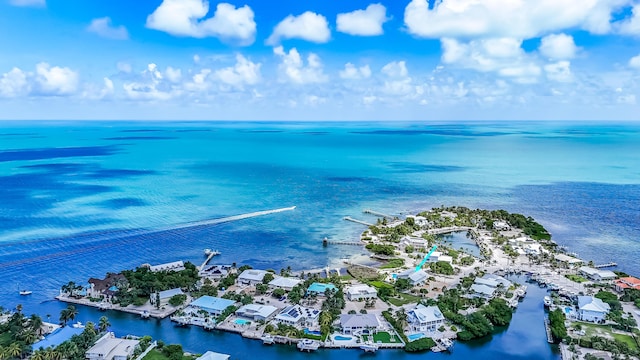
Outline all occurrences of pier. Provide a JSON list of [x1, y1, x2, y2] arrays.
[[343, 217, 374, 226], [363, 209, 394, 219], [544, 318, 554, 343], [593, 262, 617, 268], [322, 237, 363, 246], [199, 250, 220, 270]]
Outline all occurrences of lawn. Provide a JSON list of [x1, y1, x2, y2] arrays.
[[380, 259, 405, 269], [373, 331, 399, 343], [387, 293, 421, 306], [565, 274, 588, 283], [579, 323, 639, 352]]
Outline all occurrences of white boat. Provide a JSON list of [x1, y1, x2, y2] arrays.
[[19, 290, 32, 296], [360, 341, 378, 352], [297, 339, 320, 352], [72, 321, 84, 329], [543, 296, 552, 308], [261, 334, 275, 345], [204, 249, 212, 256], [141, 310, 150, 319], [438, 338, 453, 349]]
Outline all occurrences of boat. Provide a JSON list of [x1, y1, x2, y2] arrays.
[[543, 296, 552, 308], [141, 310, 150, 319], [261, 334, 275, 345], [19, 290, 32, 296], [204, 249, 212, 256], [359, 341, 378, 353], [72, 321, 84, 329], [297, 339, 320, 352], [437, 338, 454, 351]]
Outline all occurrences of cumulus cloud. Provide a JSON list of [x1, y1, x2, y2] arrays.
[[82, 77, 115, 100], [617, 4, 640, 35], [9, 0, 45, 7], [87, 17, 129, 40], [123, 63, 178, 101], [273, 46, 327, 84], [539, 34, 578, 59], [380, 61, 416, 96], [266, 12, 330, 45], [146, 0, 256, 45], [630, 54, 640, 69], [336, 3, 389, 36], [0, 68, 29, 97], [35, 63, 79, 95], [339, 63, 372, 80], [165, 66, 182, 83], [214, 54, 261, 88], [404, 0, 623, 39]]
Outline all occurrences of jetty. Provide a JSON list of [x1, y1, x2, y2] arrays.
[[322, 237, 362, 246], [593, 262, 617, 269], [199, 250, 220, 270], [544, 318, 554, 344], [363, 209, 394, 219], [343, 217, 374, 226]]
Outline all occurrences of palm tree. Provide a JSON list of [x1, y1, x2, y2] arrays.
[[98, 316, 110, 332], [395, 308, 408, 330], [29, 314, 43, 335], [59, 309, 70, 326], [66, 306, 78, 323], [21, 331, 38, 345], [30, 351, 46, 360], [15, 304, 23, 315], [6, 343, 21, 359], [0, 346, 6, 360], [48, 350, 62, 360]]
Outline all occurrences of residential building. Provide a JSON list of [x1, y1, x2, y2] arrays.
[[235, 304, 278, 322], [237, 269, 268, 286], [85, 332, 139, 360], [199, 265, 232, 280], [579, 267, 617, 282], [429, 252, 453, 263], [469, 274, 511, 299], [401, 236, 428, 250], [33, 326, 85, 350], [273, 305, 320, 326], [492, 221, 510, 231], [554, 254, 583, 267], [150, 288, 184, 307], [397, 269, 428, 286], [88, 273, 127, 298], [407, 304, 445, 332], [189, 296, 236, 316], [339, 314, 382, 334], [195, 352, 230, 360], [268, 277, 302, 291], [306, 282, 337, 296], [615, 276, 640, 292], [148, 261, 185, 273], [345, 284, 377, 301], [577, 296, 610, 323]]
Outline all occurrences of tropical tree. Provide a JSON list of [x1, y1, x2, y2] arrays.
[[29, 314, 43, 335], [6, 343, 21, 359], [98, 316, 110, 332], [67, 306, 78, 323], [0, 346, 6, 360], [30, 351, 45, 360], [395, 308, 408, 330]]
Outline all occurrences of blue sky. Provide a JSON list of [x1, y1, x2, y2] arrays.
[[1, 0, 640, 120]]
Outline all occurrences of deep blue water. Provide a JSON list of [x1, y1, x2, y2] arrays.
[[1, 121, 640, 359]]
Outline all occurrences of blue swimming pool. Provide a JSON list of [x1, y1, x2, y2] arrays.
[[407, 333, 425, 341], [304, 328, 322, 336], [564, 307, 572, 314], [235, 319, 250, 325], [334, 336, 352, 341]]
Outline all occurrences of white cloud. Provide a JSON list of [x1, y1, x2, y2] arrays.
[[273, 46, 327, 84], [9, 0, 45, 7], [214, 54, 261, 88], [617, 4, 640, 35], [266, 12, 330, 45], [165, 66, 182, 83], [404, 0, 624, 39], [0, 68, 29, 97], [539, 34, 578, 59], [87, 17, 129, 40], [123, 63, 178, 101], [146, 0, 256, 45], [339, 63, 372, 80], [35, 62, 79, 95], [82, 77, 115, 100], [380, 61, 416, 96], [630, 54, 640, 68], [336, 3, 389, 36], [544, 61, 573, 82], [193, 54, 201, 64], [183, 69, 213, 92]]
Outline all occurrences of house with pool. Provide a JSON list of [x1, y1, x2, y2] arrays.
[[577, 296, 610, 323], [407, 304, 445, 333], [397, 269, 428, 286], [339, 313, 383, 335], [188, 296, 236, 317], [306, 282, 337, 296], [273, 304, 320, 327], [235, 304, 279, 322]]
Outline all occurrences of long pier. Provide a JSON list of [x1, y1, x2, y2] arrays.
[[593, 262, 617, 268], [322, 238, 363, 246], [363, 209, 394, 219], [544, 318, 554, 343], [343, 217, 374, 226]]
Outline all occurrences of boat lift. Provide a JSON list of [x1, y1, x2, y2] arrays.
[[415, 245, 438, 271]]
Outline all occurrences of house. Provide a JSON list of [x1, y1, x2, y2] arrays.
[[235, 304, 278, 322], [579, 267, 617, 282], [33, 326, 85, 350], [148, 261, 185, 273], [150, 288, 184, 306], [492, 221, 510, 231], [524, 243, 544, 256], [405, 215, 428, 226], [199, 265, 232, 280], [189, 296, 236, 316], [397, 269, 428, 286], [237, 269, 268, 286], [273, 305, 320, 326], [554, 254, 584, 267], [306, 282, 337, 296], [615, 276, 640, 292], [401, 236, 428, 250], [339, 314, 382, 334], [345, 284, 377, 301], [268, 277, 302, 291], [428, 252, 453, 264], [407, 304, 445, 332], [577, 296, 610, 323], [88, 273, 127, 298], [469, 274, 511, 299], [440, 211, 457, 220], [470, 284, 497, 299], [85, 332, 139, 360], [195, 351, 230, 360]]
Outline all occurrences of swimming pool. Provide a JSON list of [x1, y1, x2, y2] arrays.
[[564, 307, 572, 314], [234, 319, 250, 325], [407, 333, 425, 341], [304, 329, 322, 336], [334, 336, 352, 341]]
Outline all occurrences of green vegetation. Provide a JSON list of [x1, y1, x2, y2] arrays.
[[429, 261, 454, 275], [482, 298, 513, 327], [564, 274, 588, 283], [365, 244, 396, 256], [31, 320, 100, 360], [221, 291, 252, 305], [459, 256, 475, 266], [594, 291, 622, 311], [216, 305, 239, 322], [143, 345, 196, 360], [405, 337, 436, 352], [380, 258, 405, 269], [381, 311, 409, 344], [0, 309, 43, 359], [387, 293, 421, 306], [168, 294, 187, 307], [272, 288, 285, 298], [116, 263, 199, 307], [548, 309, 567, 342]]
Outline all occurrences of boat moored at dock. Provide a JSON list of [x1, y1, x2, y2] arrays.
[[297, 339, 320, 352]]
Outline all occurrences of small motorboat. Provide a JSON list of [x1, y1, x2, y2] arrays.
[[19, 290, 32, 296]]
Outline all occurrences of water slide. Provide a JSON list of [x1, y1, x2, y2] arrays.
[[415, 245, 438, 271]]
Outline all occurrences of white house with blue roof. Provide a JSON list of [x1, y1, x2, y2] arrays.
[[407, 304, 445, 332], [32, 326, 85, 350], [577, 296, 610, 323], [189, 296, 236, 316], [150, 288, 184, 307]]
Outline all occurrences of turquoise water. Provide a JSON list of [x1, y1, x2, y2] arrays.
[[439, 231, 482, 257], [334, 336, 352, 341], [234, 319, 250, 325], [304, 329, 322, 336], [1, 121, 640, 359], [407, 333, 425, 341]]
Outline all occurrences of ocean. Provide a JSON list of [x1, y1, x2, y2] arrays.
[[1, 121, 639, 359]]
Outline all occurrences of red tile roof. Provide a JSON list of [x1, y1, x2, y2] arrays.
[[615, 276, 640, 290]]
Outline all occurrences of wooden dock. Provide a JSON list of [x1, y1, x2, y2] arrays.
[[363, 209, 394, 219], [544, 318, 554, 343], [593, 262, 617, 268], [322, 237, 362, 246], [343, 217, 374, 226]]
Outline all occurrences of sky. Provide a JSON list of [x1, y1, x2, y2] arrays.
[[1, 0, 640, 120]]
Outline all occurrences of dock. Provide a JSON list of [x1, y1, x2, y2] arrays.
[[343, 217, 374, 226], [593, 262, 617, 268], [544, 318, 554, 343], [363, 209, 394, 219], [199, 250, 220, 270], [322, 237, 362, 246]]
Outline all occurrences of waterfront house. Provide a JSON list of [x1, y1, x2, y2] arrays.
[[235, 304, 279, 322], [615, 276, 640, 292], [345, 284, 377, 301], [147, 261, 185, 273], [578, 267, 617, 282], [493, 221, 510, 231], [577, 296, 610, 323], [554, 254, 584, 267], [469, 274, 511, 299], [237, 269, 268, 286], [401, 236, 429, 251], [405, 215, 428, 226], [189, 296, 236, 316], [428, 252, 453, 264], [85, 332, 139, 360], [150, 288, 184, 307], [268, 276, 302, 291], [306, 282, 337, 296], [397, 269, 429, 286], [195, 351, 230, 360], [407, 304, 445, 332], [88, 273, 127, 298], [469, 284, 496, 299], [524, 243, 544, 256], [339, 314, 382, 334], [33, 326, 85, 350], [273, 305, 320, 326], [199, 265, 232, 280]]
